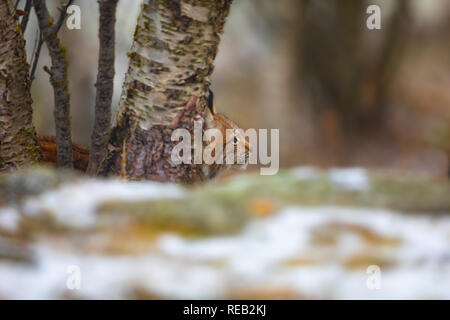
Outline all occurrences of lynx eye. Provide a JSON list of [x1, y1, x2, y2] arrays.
[[233, 136, 238, 143]]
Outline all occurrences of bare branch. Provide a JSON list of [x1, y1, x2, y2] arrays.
[[33, 0, 73, 168], [87, 0, 118, 175], [29, 32, 42, 83], [55, 0, 74, 31], [30, 0, 73, 84], [19, 0, 31, 33]]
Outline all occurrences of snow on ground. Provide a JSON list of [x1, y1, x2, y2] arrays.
[[0, 207, 19, 232], [21, 179, 185, 228], [0, 168, 449, 299], [0, 205, 449, 299], [328, 168, 370, 191]]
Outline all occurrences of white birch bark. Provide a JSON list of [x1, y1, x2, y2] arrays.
[[0, 0, 40, 172]]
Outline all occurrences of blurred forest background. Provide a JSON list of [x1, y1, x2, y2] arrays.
[[25, 0, 450, 177]]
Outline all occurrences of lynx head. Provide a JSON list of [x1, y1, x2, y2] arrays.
[[203, 96, 250, 171]]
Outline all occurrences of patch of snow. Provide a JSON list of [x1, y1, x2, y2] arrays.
[[0, 207, 20, 232], [291, 166, 320, 180], [0, 205, 449, 299], [22, 179, 185, 228], [328, 168, 370, 191], [0, 244, 225, 299], [155, 206, 450, 298]]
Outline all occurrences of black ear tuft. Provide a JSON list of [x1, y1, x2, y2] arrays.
[[207, 89, 215, 114]]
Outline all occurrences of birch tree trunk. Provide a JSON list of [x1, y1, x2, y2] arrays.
[[0, 0, 40, 172], [99, 0, 233, 182]]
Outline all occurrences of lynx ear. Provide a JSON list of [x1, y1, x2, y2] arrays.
[[203, 89, 215, 123], [207, 89, 216, 114], [204, 102, 214, 123]]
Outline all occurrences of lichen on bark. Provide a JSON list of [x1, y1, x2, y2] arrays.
[[0, 0, 40, 172], [101, 0, 233, 182]]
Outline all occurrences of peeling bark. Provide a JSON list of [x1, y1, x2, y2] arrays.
[[87, 0, 118, 175], [100, 0, 233, 182], [33, 0, 73, 168], [0, 0, 40, 172]]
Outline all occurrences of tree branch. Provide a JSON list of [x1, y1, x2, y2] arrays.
[[33, 0, 73, 168], [87, 0, 118, 175], [29, 32, 42, 83], [54, 0, 74, 31], [30, 0, 73, 84], [19, 0, 31, 33]]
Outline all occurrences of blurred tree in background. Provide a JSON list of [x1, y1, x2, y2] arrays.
[[296, 0, 410, 164]]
